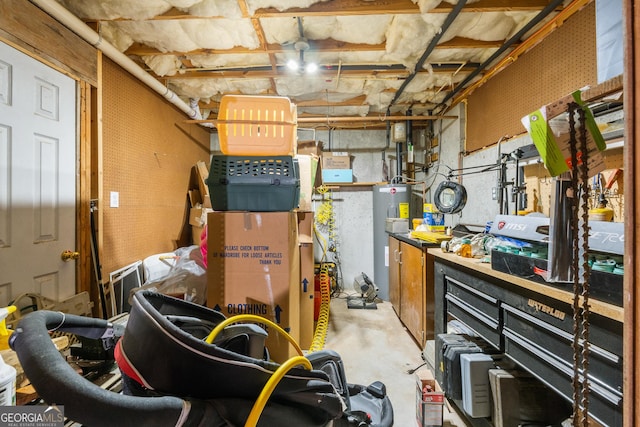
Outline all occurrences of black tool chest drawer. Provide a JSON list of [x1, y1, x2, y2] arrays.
[[443, 274, 501, 349], [501, 300, 623, 392], [433, 259, 623, 426], [499, 289, 623, 356], [502, 304, 622, 427]]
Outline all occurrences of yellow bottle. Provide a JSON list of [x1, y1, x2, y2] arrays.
[[459, 238, 472, 258], [0, 306, 16, 351]]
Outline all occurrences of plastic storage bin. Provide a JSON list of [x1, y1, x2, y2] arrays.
[[217, 95, 297, 156], [207, 155, 300, 211]]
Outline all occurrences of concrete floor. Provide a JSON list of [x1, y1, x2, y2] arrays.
[[322, 295, 467, 427]]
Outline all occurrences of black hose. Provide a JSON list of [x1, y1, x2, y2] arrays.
[[434, 181, 467, 214]]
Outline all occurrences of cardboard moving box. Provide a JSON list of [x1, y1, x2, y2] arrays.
[[295, 154, 320, 211], [207, 211, 300, 361], [321, 152, 350, 169], [297, 211, 315, 349]]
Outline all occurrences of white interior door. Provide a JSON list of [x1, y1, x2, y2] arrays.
[[0, 42, 77, 305]]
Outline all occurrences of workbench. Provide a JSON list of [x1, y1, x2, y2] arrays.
[[429, 249, 623, 427]]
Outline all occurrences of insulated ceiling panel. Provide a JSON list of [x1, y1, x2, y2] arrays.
[[54, 0, 576, 127]]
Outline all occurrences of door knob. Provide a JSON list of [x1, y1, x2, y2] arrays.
[[61, 250, 80, 262]]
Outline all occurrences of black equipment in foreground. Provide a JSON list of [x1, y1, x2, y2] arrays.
[[10, 291, 393, 426]]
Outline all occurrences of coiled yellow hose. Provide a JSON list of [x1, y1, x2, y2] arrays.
[[308, 265, 331, 353], [310, 186, 336, 353]]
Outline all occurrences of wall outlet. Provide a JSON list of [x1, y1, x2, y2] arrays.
[[492, 187, 497, 200], [110, 191, 119, 208]]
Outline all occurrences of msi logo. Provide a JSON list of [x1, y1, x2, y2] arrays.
[[497, 221, 527, 231]]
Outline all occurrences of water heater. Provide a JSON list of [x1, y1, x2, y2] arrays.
[[372, 184, 411, 300]]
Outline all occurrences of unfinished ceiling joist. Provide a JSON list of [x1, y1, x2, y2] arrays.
[[47, 0, 571, 125]]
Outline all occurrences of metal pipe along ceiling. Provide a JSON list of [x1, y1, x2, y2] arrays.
[[29, 0, 203, 123], [436, 0, 567, 113], [387, 0, 468, 109]]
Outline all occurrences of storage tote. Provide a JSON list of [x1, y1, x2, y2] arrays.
[[217, 95, 297, 156]]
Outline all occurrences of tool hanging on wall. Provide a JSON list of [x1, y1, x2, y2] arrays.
[[568, 103, 591, 427], [89, 200, 108, 320], [495, 148, 527, 215], [433, 180, 467, 214], [588, 173, 614, 221], [440, 145, 526, 216]]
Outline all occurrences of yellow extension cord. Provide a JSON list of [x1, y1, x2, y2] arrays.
[[245, 355, 312, 426], [308, 265, 331, 353], [204, 277, 332, 427], [204, 314, 303, 355]]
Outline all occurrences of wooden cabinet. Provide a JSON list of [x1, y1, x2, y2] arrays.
[[388, 236, 401, 316], [388, 235, 435, 347], [399, 241, 425, 346]]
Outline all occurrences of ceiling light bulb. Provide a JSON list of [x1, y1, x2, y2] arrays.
[[305, 62, 318, 73], [287, 59, 299, 71]]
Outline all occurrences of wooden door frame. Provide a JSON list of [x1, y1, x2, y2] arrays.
[[77, 80, 94, 306], [623, 1, 638, 425], [0, 20, 97, 315], [76, 55, 103, 318], [0, 37, 94, 305]]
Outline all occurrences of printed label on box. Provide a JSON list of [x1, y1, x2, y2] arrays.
[[423, 212, 444, 226]]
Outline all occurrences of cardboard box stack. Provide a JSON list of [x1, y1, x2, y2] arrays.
[[207, 95, 315, 362], [296, 140, 321, 211], [321, 152, 353, 183], [297, 211, 315, 349]]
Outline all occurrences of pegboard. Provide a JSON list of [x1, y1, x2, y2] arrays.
[[523, 146, 624, 221], [466, 2, 598, 152], [101, 58, 211, 277]]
